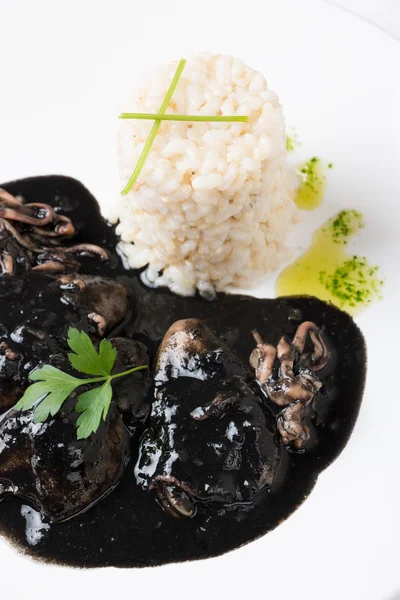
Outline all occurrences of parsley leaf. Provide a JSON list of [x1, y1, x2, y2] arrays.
[[14, 328, 148, 440], [67, 328, 117, 376], [75, 381, 112, 440], [15, 366, 81, 422]]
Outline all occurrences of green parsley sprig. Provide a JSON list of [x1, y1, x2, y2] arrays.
[[15, 328, 148, 440]]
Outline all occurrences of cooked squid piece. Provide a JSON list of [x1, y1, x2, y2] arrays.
[[250, 321, 330, 449], [0, 188, 109, 275], [135, 318, 281, 517], [0, 401, 129, 522]]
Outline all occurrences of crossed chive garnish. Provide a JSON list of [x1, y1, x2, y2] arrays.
[[120, 58, 249, 195]]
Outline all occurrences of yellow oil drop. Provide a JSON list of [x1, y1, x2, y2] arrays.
[[276, 210, 383, 316], [294, 157, 329, 210]]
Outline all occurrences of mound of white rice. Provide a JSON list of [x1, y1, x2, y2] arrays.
[[112, 54, 297, 297]]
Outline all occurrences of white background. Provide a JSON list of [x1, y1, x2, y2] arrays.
[[1, 1, 400, 600], [329, 0, 400, 40]]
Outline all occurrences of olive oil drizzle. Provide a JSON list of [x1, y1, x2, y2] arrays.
[[294, 157, 331, 211], [276, 210, 383, 315]]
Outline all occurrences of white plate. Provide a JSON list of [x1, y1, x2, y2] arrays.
[[1, 1, 400, 599]]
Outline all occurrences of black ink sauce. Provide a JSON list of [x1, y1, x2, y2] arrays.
[[0, 176, 366, 568]]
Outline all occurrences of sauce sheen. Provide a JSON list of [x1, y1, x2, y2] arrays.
[[0, 176, 366, 568]]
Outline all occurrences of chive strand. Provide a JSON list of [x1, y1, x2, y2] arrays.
[[121, 58, 187, 196], [119, 113, 249, 123]]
